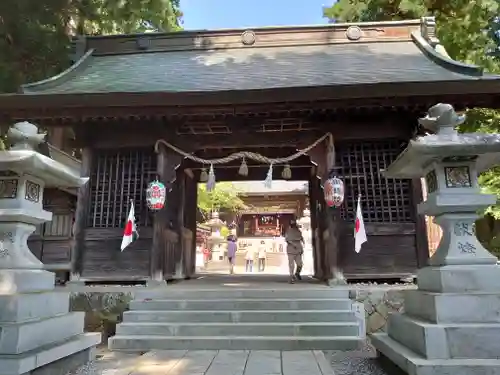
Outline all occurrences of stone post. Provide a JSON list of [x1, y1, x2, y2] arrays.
[[0, 122, 100, 375], [371, 103, 500, 375]]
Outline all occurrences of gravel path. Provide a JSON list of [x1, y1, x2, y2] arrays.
[[328, 340, 396, 375]]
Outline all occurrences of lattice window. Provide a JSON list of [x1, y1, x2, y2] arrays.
[[336, 140, 414, 223], [88, 148, 157, 228]]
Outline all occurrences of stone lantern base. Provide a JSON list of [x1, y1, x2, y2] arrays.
[[371, 263, 500, 375], [0, 268, 101, 375], [0, 121, 100, 374]]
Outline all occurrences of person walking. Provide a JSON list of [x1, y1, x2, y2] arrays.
[[285, 219, 304, 284], [245, 245, 256, 272], [258, 240, 267, 272], [227, 235, 237, 275], [202, 244, 210, 270]]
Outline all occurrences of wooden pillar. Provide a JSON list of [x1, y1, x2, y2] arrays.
[[183, 173, 198, 278], [151, 145, 180, 283], [411, 178, 430, 268], [308, 174, 321, 279], [174, 168, 186, 278], [70, 147, 93, 281], [308, 135, 341, 284]]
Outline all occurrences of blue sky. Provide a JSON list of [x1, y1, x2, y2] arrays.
[[179, 0, 334, 30]]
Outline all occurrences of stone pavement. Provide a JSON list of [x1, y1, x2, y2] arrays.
[[92, 349, 334, 375]]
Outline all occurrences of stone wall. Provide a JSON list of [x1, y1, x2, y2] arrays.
[[69, 288, 134, 342], [68, 285, 414, 342], [352, 286, 412, 334]]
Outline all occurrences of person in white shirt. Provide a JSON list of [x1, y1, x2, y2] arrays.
[[258, 240, 267, 272], [245, 245, 256, 272]]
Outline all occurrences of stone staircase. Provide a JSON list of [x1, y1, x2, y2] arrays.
[[109, 287, 364, 351]]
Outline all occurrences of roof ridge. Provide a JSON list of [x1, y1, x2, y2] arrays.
[[83, 19, 423, 41]]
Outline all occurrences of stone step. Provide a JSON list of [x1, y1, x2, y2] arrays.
[[109, 335, 363, 351], [0, 312, 85, 355], [135, 288, 349, 300], [122, 309, 357, 323], [129, 298, 352, 311], [0, 332, 101, 375], [387, 313, 500, 360], [371, 332, 500, 375], [116, 321, 360, 337], [404, 290, 500, 323]]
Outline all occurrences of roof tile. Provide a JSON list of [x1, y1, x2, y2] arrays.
[[23, 41, 485, 95]]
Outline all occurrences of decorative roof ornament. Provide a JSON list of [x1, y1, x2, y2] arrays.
[[241, 30, 256, 45], [420, 16, 438, 46], [346, 26, 362, 41], [419, 16, 452, 59]]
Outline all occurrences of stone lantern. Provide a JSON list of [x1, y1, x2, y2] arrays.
[[371, 104, 500, 374], [0, 122, 100, 374], [204, 211, 226, 260]]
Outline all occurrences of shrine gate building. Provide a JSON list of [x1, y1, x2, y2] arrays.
[[1, 17, 500, 283]]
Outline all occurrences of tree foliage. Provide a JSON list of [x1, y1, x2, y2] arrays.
[[0, 0, 182, 93], [197, 183, 247, 218]]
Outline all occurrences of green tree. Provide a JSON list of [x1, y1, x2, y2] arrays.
[[197, 183, 247, 219], [0, 0, 182, 93]]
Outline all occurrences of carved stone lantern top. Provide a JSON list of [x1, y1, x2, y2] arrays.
[[382, 103, 500, 178], [0, 122, 89, 272], [1, 121, 88, 188], [204, 211, 224, 229]]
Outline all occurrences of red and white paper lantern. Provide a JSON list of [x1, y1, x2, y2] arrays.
[[324, 176, 345, 208], [146, 180, 166, 211]]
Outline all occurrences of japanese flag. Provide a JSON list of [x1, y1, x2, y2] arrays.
[[354, 195, 367, 253], [121, 202, 139, 251]]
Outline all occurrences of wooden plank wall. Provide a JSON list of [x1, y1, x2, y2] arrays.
[[83, 227, 151, 279], [339, 223, 417, 277], [333, 139, 419, 279], [28, 189, 75, 269], [81, 147, 157, 280]]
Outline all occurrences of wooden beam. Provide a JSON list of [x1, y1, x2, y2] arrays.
[[179, 131, 325, 149]]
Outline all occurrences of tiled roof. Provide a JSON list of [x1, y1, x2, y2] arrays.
[[21, 19, 495, 95]]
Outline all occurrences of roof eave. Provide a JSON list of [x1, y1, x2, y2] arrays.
[[411, 32, 483, 77], [2, 79, 500, 114], [21, 49, 95, 94]]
